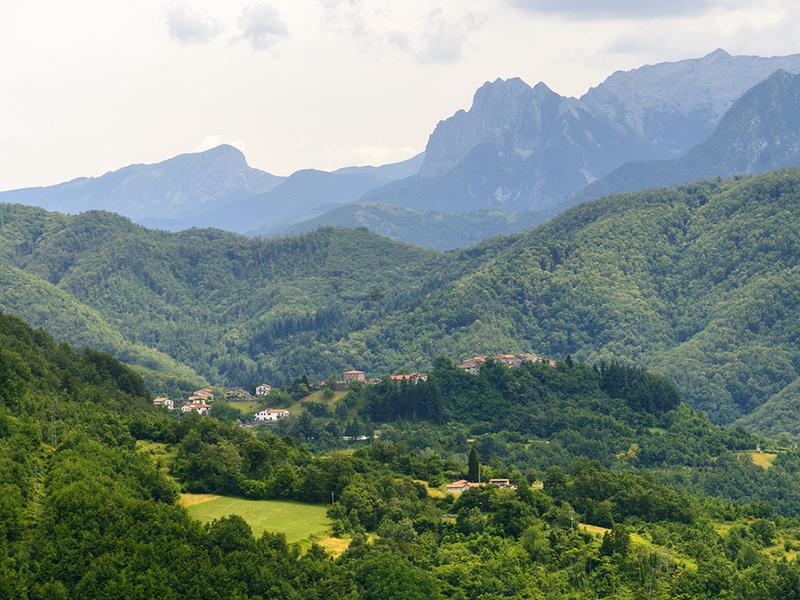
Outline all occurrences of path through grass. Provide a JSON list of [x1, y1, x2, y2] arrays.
[[183, 495, 331, 542]]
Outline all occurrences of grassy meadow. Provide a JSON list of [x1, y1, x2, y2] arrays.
[[182, 494, 331, 542]]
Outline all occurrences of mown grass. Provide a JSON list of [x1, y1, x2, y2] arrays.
[[749, 452, 777, 468], [183, 495, 331, 542], [231, 401, 260, 414], [579, 523, 697, 570]]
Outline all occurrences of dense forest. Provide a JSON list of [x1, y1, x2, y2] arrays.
[[7, 311, 800, 598], [3, 168, 800, 434]]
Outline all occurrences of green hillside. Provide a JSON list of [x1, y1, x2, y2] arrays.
[[4, 169, 800, 429], [338, 170, 800, 427], [0, 203, 495, 385], [6, 311, 800, 598], [265, 202, 555, 251]]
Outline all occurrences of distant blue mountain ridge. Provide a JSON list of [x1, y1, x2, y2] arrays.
[[4, 49, 800, 249]]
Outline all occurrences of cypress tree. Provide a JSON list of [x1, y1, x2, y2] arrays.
[[468, 447, 480, 482]]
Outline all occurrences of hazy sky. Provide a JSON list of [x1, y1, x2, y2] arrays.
[[1, 0, 798, 190]]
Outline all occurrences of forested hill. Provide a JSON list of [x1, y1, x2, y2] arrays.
[[0, 204, 513, 394], [3, 168, 800, 430], [340, 168, 800, 430], [7, 310, 800, 598]]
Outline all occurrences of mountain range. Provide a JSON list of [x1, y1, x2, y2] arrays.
[[4, 50, 800, 250], [564, 69, 800, 207]]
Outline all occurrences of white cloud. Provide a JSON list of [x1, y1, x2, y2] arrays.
[[316, 1, 487, 64], [318, 0, 380, 52], [416, 10, 486, 65], [506, 0, 751, 20], [164, 1, 223, 45], [386, 30, 411, 52], [235, 4, 289, 50]]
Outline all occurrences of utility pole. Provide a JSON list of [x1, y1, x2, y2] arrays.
[[331, 491, 335, 506], [570, 510, 574, 533]]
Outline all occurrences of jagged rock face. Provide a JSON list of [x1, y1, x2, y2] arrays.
[[715, 69, 800, 174], [417, 78, 654, 210], [580, 49, 800, 156], [562, 69, 800, 209], [416, 50, 800, 213], [419, 78, 635, 179], [419, 78, 541, 179]]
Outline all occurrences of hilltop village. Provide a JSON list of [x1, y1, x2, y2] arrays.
[[156, 352, 555, 417], [149, 352, 557, 494]]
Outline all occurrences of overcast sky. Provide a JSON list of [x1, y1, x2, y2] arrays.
[[1, 0, 798, 190]]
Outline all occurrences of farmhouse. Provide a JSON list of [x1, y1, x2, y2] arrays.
[[458, 356, 486, 375], [182, 402, 211, 415], [445, 480, 471, 494], [343, 370, 366, 385], [255, 408, 290, 422], [489, 478, 511, 488], [255, 384, 272, 396], [193, 388, 214, 401], [445, 479, 486, 494], [153, 397, 174, 410], [225, 387, 249, 399]]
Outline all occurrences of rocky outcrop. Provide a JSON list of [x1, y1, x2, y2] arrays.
[[580, 48, 800, 156], [563, 69, 800, 208], [412, 50, 800, 214]]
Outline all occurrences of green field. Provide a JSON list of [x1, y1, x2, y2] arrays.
[[231, 401, 260, 414], [184, 495, 331, 541]]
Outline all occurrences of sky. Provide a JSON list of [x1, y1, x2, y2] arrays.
[[1, 0, 798, 191]]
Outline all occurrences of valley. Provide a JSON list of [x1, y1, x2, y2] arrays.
[[3, 309, 800, 597], [6, 8, 800, 596]]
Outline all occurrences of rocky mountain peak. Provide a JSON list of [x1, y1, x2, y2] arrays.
[[418, 77, 568, 179], [580, 49, 800, 154]]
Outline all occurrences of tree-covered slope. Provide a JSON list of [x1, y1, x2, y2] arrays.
[[341, 169, 800, 426], [0, 203, 511, 385], [0, 264, 203, 390], [7, 311, 800, 599], [265, 202, 555, 250], [4, 169, 800, 429]]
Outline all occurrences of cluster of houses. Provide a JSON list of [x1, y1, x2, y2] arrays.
[[344, 352, 552, 383], [342, 370, 429, 386], [154, 352, 550, 416], [457, 353, 555, 375], [154, 384, 281, 416], [174, 388, 215, 415], [153, 387, 215, 414]]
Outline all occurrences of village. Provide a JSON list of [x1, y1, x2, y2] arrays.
[[153, 351, 555, 419]]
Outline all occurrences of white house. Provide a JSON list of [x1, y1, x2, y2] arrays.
[[255, 384, 272, 396], [153, 397, 174, 410], [182, 402, 211, 415], [254, 408, 290, 422]]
